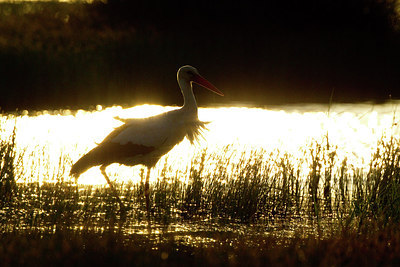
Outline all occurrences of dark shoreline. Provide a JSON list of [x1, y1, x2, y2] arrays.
[[0, 1, 399, 111]]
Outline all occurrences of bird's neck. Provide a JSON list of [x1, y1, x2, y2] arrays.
[[179, 79, 198, 114]]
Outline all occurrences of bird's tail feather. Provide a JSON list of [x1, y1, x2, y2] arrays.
[[186, 120, 209, 144]]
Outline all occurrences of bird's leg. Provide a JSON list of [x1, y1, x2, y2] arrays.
[[139, 168, 145, 195], [144, 167, 151, 218], [100, 165, 126, 212], [72, 175, 79, 195]]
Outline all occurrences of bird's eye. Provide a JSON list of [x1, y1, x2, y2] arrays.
[[187, 71, 194, 77]]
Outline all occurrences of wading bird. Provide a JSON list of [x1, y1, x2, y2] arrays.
[[70, 65, 223, 214]]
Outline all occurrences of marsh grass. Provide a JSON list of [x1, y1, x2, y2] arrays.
[[0, 120, 21, 209], [2, 134, 399, 230], [1, 123, 400, 264]]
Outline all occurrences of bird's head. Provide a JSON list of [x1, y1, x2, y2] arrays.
[[178, 65, 224, 96]]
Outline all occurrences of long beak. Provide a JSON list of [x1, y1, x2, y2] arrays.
[[192, 74, 224, 96]]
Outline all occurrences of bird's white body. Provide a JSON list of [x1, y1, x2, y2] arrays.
[[108, 108, 206, 168]]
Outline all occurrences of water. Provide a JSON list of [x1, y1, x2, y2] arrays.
[[2, 101, 399, 185], [1, 101, 400, 241]]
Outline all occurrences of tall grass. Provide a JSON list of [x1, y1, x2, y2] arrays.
[[0, 119, 19, 208], [350, 136, 400, 231], [1, 120, 400, 264], [0, 119, 399, 237]]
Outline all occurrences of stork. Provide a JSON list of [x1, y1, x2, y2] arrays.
[[70, 65, 223, 214]]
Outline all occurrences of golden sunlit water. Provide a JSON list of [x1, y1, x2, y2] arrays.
[[1, 102, 399, 186]]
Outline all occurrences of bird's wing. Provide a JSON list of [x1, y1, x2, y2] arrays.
[[105, 112, 185, 148]]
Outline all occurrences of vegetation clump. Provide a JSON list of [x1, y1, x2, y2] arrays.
[[0, 121, 18, 209], [1, 120, 400, 264]]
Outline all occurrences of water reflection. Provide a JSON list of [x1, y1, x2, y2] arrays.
[[2, 102, 399, 185]]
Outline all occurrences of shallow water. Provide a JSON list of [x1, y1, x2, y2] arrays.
[[2, 101, 399, 242], [1, 101, 399, 185]]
